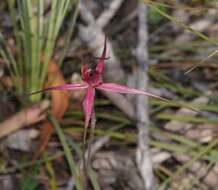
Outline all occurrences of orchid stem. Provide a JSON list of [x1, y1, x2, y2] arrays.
[[82, 124, 88, 189], [87, 112, 96, 168], [82, 111, 96, 189]]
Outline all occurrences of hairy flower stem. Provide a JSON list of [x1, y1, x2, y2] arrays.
[[82, 124, 88, 189], [82, 111, 96, 189], [87, 112, 96, 168]]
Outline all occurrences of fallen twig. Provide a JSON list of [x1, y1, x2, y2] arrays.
[[0, 100, 50, 138]]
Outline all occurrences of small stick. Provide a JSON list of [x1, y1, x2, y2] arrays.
[[0, 100, 50, 138]]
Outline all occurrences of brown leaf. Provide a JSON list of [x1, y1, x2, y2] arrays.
[[47, 61, 70, 118], [35, 60, 70, 158]]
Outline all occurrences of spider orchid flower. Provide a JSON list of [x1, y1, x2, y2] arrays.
[[31, 37, 166, 130]]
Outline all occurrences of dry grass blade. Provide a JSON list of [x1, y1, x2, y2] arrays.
[[49, 114, 83, 190], [184, 49, 218, 74]]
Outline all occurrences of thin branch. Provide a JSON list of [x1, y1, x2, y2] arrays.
[[85, 136, 110, 160], [101, 91, 135, 118], [96, 0, 124, 28], [135, 2, 155, 190]]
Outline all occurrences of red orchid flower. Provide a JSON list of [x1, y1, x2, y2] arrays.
[[32, 37, 166, 133]]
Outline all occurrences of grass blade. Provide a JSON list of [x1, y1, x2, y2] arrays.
[[49, 114, 83, 190]]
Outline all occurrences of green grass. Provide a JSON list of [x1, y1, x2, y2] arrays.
[[50, 114, 83, 190], [0, 0, 79, 102]]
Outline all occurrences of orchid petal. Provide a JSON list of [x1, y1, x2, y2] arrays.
[[96, 83, 167, 101], [82, 87, 95, 129], [95, 36, 107, 74], [30, 83, 88, 95]]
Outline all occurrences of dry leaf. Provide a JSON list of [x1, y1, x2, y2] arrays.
[[35, 60, 70, 158]]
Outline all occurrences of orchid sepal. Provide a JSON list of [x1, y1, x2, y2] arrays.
[[82, 87, 95, 129], [96, 83, 168, 101], [29, 83, 89, 95], [95, 36, 107, 75]]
